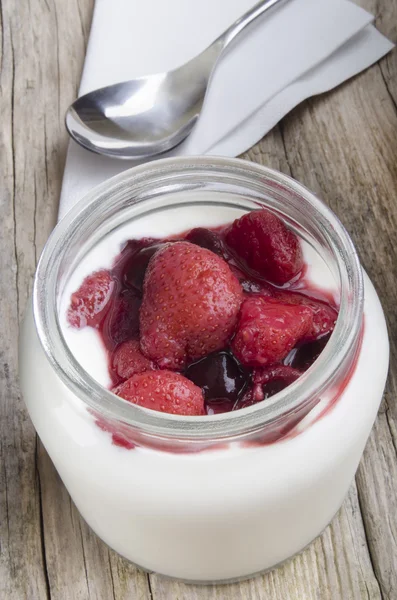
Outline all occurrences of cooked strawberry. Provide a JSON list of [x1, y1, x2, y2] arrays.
[[112, 339, 156, 381], [271, 290, 337, 341], [231, 296, 313, 367], [115, 370, 205, 416], [140, 242, 243, 369], [225, 209, 303, 285], [67, 270, 114, 328]]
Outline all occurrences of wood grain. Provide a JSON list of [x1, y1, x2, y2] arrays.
[[0, 0, 396, 598]]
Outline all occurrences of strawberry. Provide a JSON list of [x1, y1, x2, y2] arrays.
[[271, 290, 337, 341], [225, 209, 303, 285], [114, 370, 205, 416], [67, 270, 114, 328], [140, 241, 243, 369], [112, 339, 156, 381], [231, 296, 313, 367]]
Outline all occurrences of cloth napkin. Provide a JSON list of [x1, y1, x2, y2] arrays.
[[59, 0, 393, 219]]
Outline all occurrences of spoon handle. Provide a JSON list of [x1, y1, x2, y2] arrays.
[[216, 0, 288, 51]]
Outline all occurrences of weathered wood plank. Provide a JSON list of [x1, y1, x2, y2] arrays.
[[372, 0, 397, 108], [278, 37, 397, 596], [1, 0, 51, 596], [356, 416, 397, 600]]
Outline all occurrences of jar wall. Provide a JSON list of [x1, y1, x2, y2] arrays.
[[19, 270, 388, 582]]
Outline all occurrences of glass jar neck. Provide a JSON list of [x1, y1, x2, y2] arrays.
[[33, 157, 363, 442]]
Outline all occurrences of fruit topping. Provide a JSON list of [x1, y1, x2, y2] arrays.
[[272, 291, 337, 341], [115, 370, 205, 416], [112, 339, 156, 381], [205, 398, 236, 415], [185, 228, 228, 258], [119, 242, 167, 292], [185, 351, 248, 404], [102, 289, 141, 351], [67, 212, 339, 421], [231, 296, 313, 367], [67, 270, 114, 328], [285, 333, 332, 371], [252, 365, 302, 401], [140, 241, 243, 369], [236, 365, 302, 408], [225, 209, 303, 284]]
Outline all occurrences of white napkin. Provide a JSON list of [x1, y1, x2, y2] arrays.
[[59, 0, 393, 219]]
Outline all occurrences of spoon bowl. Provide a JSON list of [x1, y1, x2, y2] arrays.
[[66, 0, 286, 159]]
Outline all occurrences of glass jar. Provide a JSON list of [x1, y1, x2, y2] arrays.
[[19, 157, 389, 583]]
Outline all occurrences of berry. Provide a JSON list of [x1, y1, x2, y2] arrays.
[[121, 242, 167, 292], [67, 270, 114, 328], [185, 228, 227, 258], [272, 291, 337, 341], [236, 365, 302, 408], [231, 296, 313, 367], [206, 398, 236, 415], [112, 339, 155, 381], [285, 333, 331, 371], [140, 242, 243, 369], [252, 365, 302, 401], [185, 351, 248, 404], [114, 370, 205, 416], [101, 288, 141, 351], [225, 209, 303, 284]]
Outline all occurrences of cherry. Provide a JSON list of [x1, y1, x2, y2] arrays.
[[262, 378, 294, 399], [253, 365, 302, 401], [285, 333, 331, 371], [120, 242, 167, 292], [185, 228, 228, 258], [206, 398, 235, 415], [184, 351, 248, 404], [101, 289, 141, 351], [237, 365, 302, 408]]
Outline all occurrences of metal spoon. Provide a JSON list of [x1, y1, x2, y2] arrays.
[[66, 0, 286, 159]]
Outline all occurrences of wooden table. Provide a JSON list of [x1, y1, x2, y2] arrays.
[[1, 0, 396, 598]]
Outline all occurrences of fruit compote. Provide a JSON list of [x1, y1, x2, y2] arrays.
[[67, 209, 338, 417]]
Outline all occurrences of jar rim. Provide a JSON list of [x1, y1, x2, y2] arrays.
[[33, 156, 363, 440]]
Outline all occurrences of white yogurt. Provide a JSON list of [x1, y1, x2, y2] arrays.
[[20, 204, 389, 582]]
